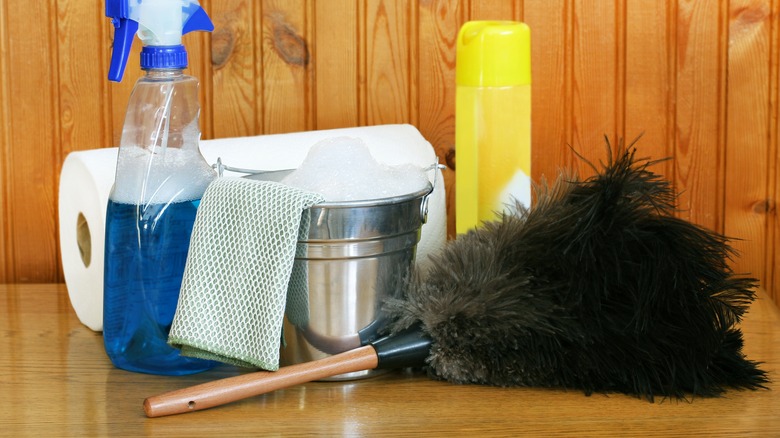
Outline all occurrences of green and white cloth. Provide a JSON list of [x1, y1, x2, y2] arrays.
[[168, 177, 323, 370]]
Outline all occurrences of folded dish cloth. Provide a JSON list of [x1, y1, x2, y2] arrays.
[[168, 177, 324, 370]]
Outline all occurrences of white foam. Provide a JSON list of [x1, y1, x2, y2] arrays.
[[111, 145, 216, 204], [281, 137, 429, 202]]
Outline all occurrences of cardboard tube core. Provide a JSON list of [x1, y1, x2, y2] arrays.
[[76, 212, 92, 268]]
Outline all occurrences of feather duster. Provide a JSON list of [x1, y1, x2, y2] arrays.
[[144, 138, 768, 417], [385, 138, 767, 400]]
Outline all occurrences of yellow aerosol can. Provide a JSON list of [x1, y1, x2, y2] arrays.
[[455, 21, 531, 234]]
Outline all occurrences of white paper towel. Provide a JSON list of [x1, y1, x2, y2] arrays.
[[58, 148, 118, 331], [59, 124, 447, 331]]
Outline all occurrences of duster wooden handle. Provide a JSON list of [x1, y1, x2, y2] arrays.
[[144, 345, 379, 417]]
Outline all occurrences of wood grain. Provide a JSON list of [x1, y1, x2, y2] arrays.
[[467, 0, 520, 21], [55, 1, 112, 287], [0, 0, 776, 304], [771, 0, 780, 304], [313, 0, 359, 129], [261, 0, 313, 134], [4, 0, 59, 282], [211, 0, 257, 138], [183, 0, 214, 140], [525, 0, 570, 183], [2, 283, 779, 436], [418, 0, 460, 238], [674, 0, 726, 231], [625, 0, 672, 172], [724, 0, 772, 285], [365, 0, 412, 125], [0, 0, 9, 281], [571, 0, 619, 177]]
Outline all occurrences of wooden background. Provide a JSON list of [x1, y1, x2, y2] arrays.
[[0, 0, 778, 304]]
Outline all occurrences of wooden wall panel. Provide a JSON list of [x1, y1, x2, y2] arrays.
[[0, 0, 777, 305], [313, 0, 359, 129], [571, 0, 619, 177], [418, 0, 460, 237], [771, 0, 780, 300], [725, 0, 772, 285], [364, 0, 414, 126], [56, 1, 111, 161], [468, 0, 520, 20], [525, 1, 571, 184], [211, 0, 259, 139], [261, 0, 314, 134], [674, 0, 726, 231], [0, 0, 8, 281], [3, 0, 60, 282], [625, 0, 673, 171], [184, 0, 214, 140], [55, 0, 111, 291]]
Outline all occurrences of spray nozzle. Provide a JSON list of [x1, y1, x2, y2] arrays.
[[106, 0, 214, 82]]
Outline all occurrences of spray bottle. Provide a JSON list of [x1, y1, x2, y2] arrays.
[[455, 21, 531, 234], [103, 0, 216, 375]]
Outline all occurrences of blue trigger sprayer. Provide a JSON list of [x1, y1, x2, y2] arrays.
[[103, 0, 217, 375]]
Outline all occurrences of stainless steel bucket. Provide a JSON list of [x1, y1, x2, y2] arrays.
[[279, 184, 432, 380]]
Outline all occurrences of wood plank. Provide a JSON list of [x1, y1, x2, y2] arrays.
[[0, 0, 9, 281], [525, 0, 570, 183], [3, 0, 60, 281], [56, 0, 108, 156], [55, 0, 112, 282], [3, 283, 780, 435], [0, 0, 777, 304], [417, 0, 460, 237], [183, 0, 214, 141], [570, 0, 619, 176], [409, 0, 419, 128], [261, 0, 313, 134], [252, 0, 265, 136], [468, 0, 517, 20], [357, 0, 368, 126], [211, 0, 257, 139], [364, 0, 412, 125], [313, 0, 359, 129], [674, 0, 726, 231], [769, 0, 780, 304], [625, 0, 672, 173], [724, 0, 772, 285]]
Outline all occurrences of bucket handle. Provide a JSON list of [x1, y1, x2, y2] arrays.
[[213, 157, 294, 178], [421, 159, 447, 224]]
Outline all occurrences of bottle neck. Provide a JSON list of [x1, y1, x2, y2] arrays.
[[143, 69, 185, 80]]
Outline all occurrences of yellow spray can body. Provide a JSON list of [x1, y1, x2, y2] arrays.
[[455, 21, 531, 234]]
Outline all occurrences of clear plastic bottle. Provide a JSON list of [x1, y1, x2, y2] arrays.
[[455, 21, 532, 234], [103, 0, 217, 375]]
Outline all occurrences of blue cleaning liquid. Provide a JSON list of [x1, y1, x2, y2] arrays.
[[103, 199, 216, 375]]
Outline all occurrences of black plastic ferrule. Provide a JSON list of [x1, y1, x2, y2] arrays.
[[371, 325, 432, 370]]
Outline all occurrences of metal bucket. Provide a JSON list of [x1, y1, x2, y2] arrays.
[[279, 184, 432, 380]]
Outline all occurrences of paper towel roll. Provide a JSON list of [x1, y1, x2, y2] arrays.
[[59, 148, 118, 331], [59, 124, 447, 331]]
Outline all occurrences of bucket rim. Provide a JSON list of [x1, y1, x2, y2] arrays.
[[310, 182, 432, 209]]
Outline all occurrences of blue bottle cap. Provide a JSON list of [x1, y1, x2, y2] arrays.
[[140, 45, 188, 70]]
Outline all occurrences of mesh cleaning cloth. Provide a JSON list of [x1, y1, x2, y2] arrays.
[[168, 178, 324, 370]]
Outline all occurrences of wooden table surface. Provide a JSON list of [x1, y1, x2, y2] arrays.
[[2, 283, 779, 437]]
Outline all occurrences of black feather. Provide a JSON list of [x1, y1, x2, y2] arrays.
[[385, 138, 768, 400]]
